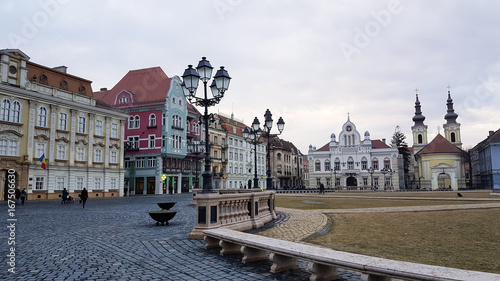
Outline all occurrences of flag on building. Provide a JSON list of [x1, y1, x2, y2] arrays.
[[39, 154, 47, 170]]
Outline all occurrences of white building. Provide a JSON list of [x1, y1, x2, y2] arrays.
[[308, 116, 401, 190]]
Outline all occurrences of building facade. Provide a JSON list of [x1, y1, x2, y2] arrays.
[[308, 116, 401, 190], [470, 129, 500, 190], [95, 68, 201, 195], [0, 49, 128, 200], [411, 91, 467, 190]]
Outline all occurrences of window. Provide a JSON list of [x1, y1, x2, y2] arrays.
[[128, 116, 134, 129], [325, 160, 331, 171], [94, 178, 101, 189], [374, 177, 379, 187], [35, 143, 46, 158], [110, 151, 118, 164], [214, 136, 218, 145], [78, 116, 86, 133], [56, 177, 65, 190], [384, 158, 390, 169], [11, 101, 20, 123], [229, 152, 233, 160], [149, 135, 155, 149], [214, 150, 218, 159], [128, 136, 139, 149], [35, 177, 45, 190], [1, 99, 21, 123], [451, 132, 456, 142], [277, 153, 282, 161], [372, 158, 379, 170], [111, 123, 118, 138], [56, 144, 67, 160], [363, 177, 368, 186], [334, 160, 340, 171], [361, 158, 368, 170], [172, 115, 182, 128], [316, 178, 321, 186], [347, 157, 354, 169], [59, 112, 68, 130], [134, 116, 140, 128], [149, 114, 156, 127], [38, 106, 47, 127], [1, 99, 10, 121], [0, 139, 19, 156], [418, 134, 423, 144], [94, 148, 103, 162], [162, 113, 166, 126], [110, 178, 117, 189], [193, 122, 200, 134], [95, 120, 103, 136], [76, 177, 84, 190], [315, 160, 321, 172], [136, 157, 145, 168], [148, 157, 156, 167], [172, 135, 181, 149], [162, 135, 166, 147], [76, 147, 85, 161]]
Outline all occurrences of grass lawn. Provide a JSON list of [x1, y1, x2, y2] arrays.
[[275, 194, 498, 210], [274, 192, 500, 274], [307, 209, 500, 274]]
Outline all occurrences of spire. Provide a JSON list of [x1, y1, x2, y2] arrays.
[[444, 87, 458, 124], [412, 90, 426, 126]]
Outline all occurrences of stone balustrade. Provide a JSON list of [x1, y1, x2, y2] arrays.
[[188, 189, 276, 239], [203, 228, 500, 281]]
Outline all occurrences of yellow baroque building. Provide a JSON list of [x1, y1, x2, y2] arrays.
[[0, 49, 128, 200], [411, 90, 467, 190]]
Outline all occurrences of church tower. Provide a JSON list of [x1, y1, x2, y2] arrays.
[[443, 88, 462, 148], [411, 91, 428, 153]]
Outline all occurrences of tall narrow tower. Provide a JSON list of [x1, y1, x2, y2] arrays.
[[443, 88, 462, 148], [411, 91, 428, 153]]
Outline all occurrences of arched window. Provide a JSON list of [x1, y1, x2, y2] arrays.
[[361, 157, 368, 170], [1, 99, 10, 121], [315, 160, 321, 172], [277, 153, 282, 160], [450, 132, 456, 142], [38, 106, 47, 127], [334, 158, 341, 170], [134, 116, 140, 128], [149, 114, 156, 127], [128, 116, 134, 129], [347, 157, 354, 169], [172, 115, 182, 128], [11, 101, 21, 123], [384, 158, 390, 169], [372, 158, 379, 170], [418, 134, 423, 144], [325, 159, 331, 171]]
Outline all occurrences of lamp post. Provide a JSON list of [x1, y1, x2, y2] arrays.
[[332, 168, 340, 188], [367, 167, 375, 190], [187, 137, 205, 189], [243, 118, 263, 189], [263, 109, 285, 190], [182, 57, 231, 193]]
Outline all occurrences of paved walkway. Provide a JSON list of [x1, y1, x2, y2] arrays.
[[2, 193, 498, 280], [0, 194, 355, 281]]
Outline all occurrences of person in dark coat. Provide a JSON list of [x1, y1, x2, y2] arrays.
[[15, 188, 21, 205], [20, 188, 27, 205], [61, 188, 69, 204], [80, 188, 88, 208]]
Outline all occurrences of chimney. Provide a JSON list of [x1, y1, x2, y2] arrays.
[[53, 66, 67, 73], [489, 131, 495, 137], [382, 138, 386, 144], [100, 88, 107, 92]]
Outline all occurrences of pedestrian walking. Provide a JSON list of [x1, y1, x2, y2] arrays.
[[15, 188, 21, 205], [319, 183, 325, 194], [61, 188, 69, 204], [20, 188, 27, 205], [80, 188, 88, 208]]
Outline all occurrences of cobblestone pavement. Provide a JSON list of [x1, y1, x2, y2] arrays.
[[0, 194, 361, 281]]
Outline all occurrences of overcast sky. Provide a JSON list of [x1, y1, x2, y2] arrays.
[[3, 0, 500, 153]]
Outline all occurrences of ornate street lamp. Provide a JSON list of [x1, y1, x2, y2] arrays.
[[332, 167, 340, 188], [262, 109, 284, 190], [381, 168, 395, 190], [182, 57, 231, 193], [243, 118, 263, 189], [187, 137, 205, 189]]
